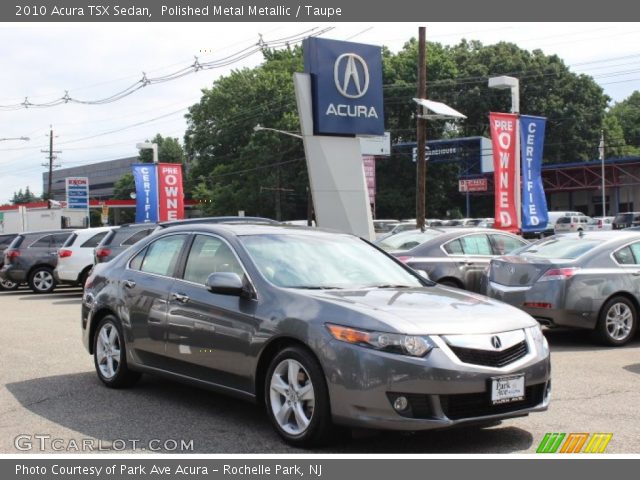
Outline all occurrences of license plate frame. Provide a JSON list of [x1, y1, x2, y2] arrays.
[[490, 374, 525, 405]]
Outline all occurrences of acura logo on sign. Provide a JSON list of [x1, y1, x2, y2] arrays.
[[334, 53, 369, 98], [491, 336, 502, 349]]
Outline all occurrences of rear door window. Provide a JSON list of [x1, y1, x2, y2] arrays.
[[29, 235, 53, 248], [614, 246, 635, 265], [122, 229, 154, 246], [443, 239, 463, 255], [81, 231, 108, 248], [459, 234, 493, 256], [51, 233, 72, 247]]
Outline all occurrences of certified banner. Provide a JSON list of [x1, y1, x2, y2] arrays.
[[489, 112, 519, 231], [132, 164, 159, 223], [157, 163, 185, 222], [520, 115, 549, 232]]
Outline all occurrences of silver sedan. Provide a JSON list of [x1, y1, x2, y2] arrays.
[[484, 231, 640, 346]]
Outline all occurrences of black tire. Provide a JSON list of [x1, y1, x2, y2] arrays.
[[595, 296, 637, 346], [0, 278, 20, 291], [28, 266, 56, 294], [78, 268, 90, 289], [93, 315, 141, 388], [264, 346, 333, 447], [438, 279, 462, 289]]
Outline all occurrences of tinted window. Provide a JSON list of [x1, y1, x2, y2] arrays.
[[122, 229, 154, 246], [614, 246, 635, 265], [443, 238, 463, 255], [140, 235, 187, 277], [29, 235, 53, 248], [521, 238, 603, 259], [51, 233, 72, 247], [81, 231, 108, 248], [183, 235, 244, 285], [490, 234, 526, 255], [557, 217, 571, 224], [0, 235, 16, 247], [129, 247, 147, 271], [459, 234, 492, 255], [62, 233, 78, 248]]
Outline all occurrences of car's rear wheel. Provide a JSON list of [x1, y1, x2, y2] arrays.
[[28, 267, 56, 293], [93, 315, 140, 388], [265, 346, 333, 447], [0, 278, 19, 291], [595, 296, 637, 346]]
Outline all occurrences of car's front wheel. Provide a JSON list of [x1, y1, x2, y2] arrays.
[[28, 267, 56, 293], [93, 315, 140, 388], [265, 346, 333, 447], [596, 296, 637, 346]]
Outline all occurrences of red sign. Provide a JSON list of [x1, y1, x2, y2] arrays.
[[157, 163, 184, 222], [489, 112, 520, 232], [458, 178, 488, 193], [363, 156, 376, 203]]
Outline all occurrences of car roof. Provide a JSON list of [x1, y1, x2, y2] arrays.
[[550, 231, 640, 241], [18, 229, 73, 236], [157, 216, 278, 228], [155, 223, 351, 238]]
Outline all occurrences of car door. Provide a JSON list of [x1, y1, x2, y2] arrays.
[[454, 233, 494, 292], [122, 233, 189, 369], [165, 233, 258, 391]]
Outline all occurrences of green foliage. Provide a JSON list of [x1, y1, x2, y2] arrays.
[[607, 91, 640, 156], [11, 186, 40, 204]]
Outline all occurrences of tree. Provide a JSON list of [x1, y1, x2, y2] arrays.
[[112, 133, 186, 200], [607, 91, 640, 155], [11, 186, 40, 204]]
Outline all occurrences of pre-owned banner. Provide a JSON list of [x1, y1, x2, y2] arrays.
[[157, 163, 185, 222], [132, 164, 158, 223], [520, 115, 549, 232], [489, 112, 519, 231]]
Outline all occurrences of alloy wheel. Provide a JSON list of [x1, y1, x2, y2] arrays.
[[605, 302, 633, 341], [96, 322, 122, 379], [33, 271, 53, 292], [269, 359, 315, 435]]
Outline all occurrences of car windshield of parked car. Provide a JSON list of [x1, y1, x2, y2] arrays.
[[376, 229, 442, 252], [240, 234, 423, 289], [519, 237, 604, 260]]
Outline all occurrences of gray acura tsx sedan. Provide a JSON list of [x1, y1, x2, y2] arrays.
[[81, 224, 551, 447]]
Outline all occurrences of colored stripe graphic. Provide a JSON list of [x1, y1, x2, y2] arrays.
[[536, 433, 566, 453], [583, 433, 613, 453], [560, 433, 589, 453]]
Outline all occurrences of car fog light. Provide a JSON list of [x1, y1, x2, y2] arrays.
[[393, 396, 409, 412]]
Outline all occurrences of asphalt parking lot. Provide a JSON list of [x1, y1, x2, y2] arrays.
[[1, 286, 639, 454]]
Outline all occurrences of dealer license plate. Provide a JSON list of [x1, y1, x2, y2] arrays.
[[491, 374, 525, 405]]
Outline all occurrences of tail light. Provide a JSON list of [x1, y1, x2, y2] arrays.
[[396, 256, 412, 264], [523, 302, 553, 309], [538, 267, 579, 282], [5, 249, 20, 262], [95, 247, 111, 260], [58, 249, 72, 258]]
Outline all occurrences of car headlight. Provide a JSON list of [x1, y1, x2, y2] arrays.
[[326, 324, 434, 357], [527, 324, 549, 356]]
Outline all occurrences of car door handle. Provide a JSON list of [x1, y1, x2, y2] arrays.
[[172, 292, 190, 304], [124, 280, 136, 289]]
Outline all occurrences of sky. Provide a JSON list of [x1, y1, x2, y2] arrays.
[[0, 22, 639, 204]]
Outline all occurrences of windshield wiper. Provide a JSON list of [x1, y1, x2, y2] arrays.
[[286, 285, 345, 290], [366, 284, 414, 289]]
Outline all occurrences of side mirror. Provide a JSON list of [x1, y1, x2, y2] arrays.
[[415, 269, 431, 281], [206, 272, 244, 296]]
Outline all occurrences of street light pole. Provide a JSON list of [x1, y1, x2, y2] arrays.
[[599, 130, 606, 217], [416, 26, 427, 232], [253, 124, 302, 139]]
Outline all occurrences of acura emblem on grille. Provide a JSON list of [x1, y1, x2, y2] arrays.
[[491, 336, 502, 349]]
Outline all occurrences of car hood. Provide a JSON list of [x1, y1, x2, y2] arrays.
[[305, 286, 537, 335]]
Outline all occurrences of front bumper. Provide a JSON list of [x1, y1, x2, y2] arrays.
[[321, 333, 551, 431]]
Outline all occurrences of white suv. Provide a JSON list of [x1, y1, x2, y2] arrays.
[[54, 227, 111, 287], [554, 215, 593, 233]]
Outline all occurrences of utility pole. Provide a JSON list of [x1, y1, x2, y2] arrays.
[[41, 125, 61, 207], [416, 26, 427, 231], [599, 130, 606, 217]]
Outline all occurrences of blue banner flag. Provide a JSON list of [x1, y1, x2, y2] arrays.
[[520, 115, 549, 232], [132, 164, 158, 223]]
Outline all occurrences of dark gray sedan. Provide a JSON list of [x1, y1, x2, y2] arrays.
[[391, 228, 528, 292], [82, 224, 550, 447], [484, 231, 640, 346]]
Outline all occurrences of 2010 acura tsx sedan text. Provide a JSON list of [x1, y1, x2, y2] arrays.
[[81, 224, 551, 447]]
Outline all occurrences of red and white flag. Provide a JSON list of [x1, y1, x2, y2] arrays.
[[157, 163, 185, 222], [489, 112, 519, 232]]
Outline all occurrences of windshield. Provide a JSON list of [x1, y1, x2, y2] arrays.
[[519, 237, 604, 260], [240, 234, 424, 289], [376, 229, 442, 251]]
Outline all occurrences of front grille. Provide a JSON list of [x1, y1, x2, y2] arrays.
[[449, 340, 528, 367], [440, 383, 545, 420]]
